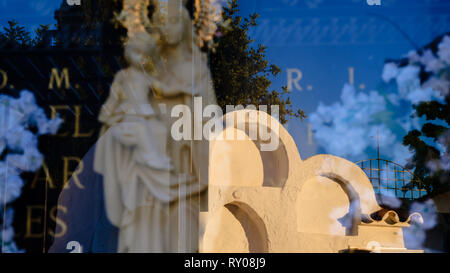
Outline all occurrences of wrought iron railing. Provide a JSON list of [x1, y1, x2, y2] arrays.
[[356, 159, 427, 200]]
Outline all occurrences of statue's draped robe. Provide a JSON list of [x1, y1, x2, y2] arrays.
[[93, 43, 216, 252]]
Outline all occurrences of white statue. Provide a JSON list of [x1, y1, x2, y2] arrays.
[[94, 0, 217, 253], [98, 32, 172, 171]]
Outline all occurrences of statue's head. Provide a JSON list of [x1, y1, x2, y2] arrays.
[[124, 32, 157, 67], [155, 1, 191, 46], [123, 0, 222, 51]]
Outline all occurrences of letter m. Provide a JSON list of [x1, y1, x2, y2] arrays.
[[49, 68, 70, 90]]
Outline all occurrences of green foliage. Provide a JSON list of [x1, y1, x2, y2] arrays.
[[415, 100, 449, 124], [210, 0, 305, 124], [53, 0, 126, 47], [1, 20, 32, 48], [403, 95, 449, 193], [0, 22, 52, 49], [33, 24, 51, 47]]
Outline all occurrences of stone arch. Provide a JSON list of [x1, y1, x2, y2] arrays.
[[202, 201, 269, 253], [225, 202, 269, 253], [320, 173, 362, 235], [217, 110, 300, 188], [296, 155, 383, 236], [294, 155, 382, 215], [209, 127, 264, 187], [296, 176, 359, 236]]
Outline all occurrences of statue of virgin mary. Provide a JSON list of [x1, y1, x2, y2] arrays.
[[93, 0, 217, 253]]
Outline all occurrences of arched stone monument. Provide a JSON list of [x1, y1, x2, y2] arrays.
[[200, 109, 424, 253]]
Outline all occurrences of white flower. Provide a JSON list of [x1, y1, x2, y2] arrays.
[[420, 49, 444, 74], [396, 65, 421, 98], [403, 200, 438, 250], [10, 90, 38, 121], [0, 171, 24, 204], [427, 130, 450, 173], [423, 76, 450, 97], [437, 35, 450, 65], [378, 192, 402, 208], [39, 116, 63, 135], [0, 227, 14, 243], [1, 241, 24, 253], [392, 142, 412, 166], [310, 84, 392, 160], [30, 108, 62, 135], [404, 223, 427, 250], [406, 87, 442, 105], [410, 200, 438, 230], [407, 50, 421, 63], [6, 148, 44, 172], [386, 93, 400, 106], [0, 103, 27, 134], [3, 207, 14, 226], [368, 124, 396, 149], [427, 156, 449, 174], [0, 90, 61, 253], [4, 127, 37, 153], [396, 114, 414, 132], [0, 161, 20, 179], [382, 62, 399, 83]]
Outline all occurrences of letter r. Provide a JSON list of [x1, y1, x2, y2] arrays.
[[287, 68, 303, 91]]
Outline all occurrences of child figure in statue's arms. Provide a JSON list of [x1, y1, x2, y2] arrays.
[[99, 32, 175, 171]]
